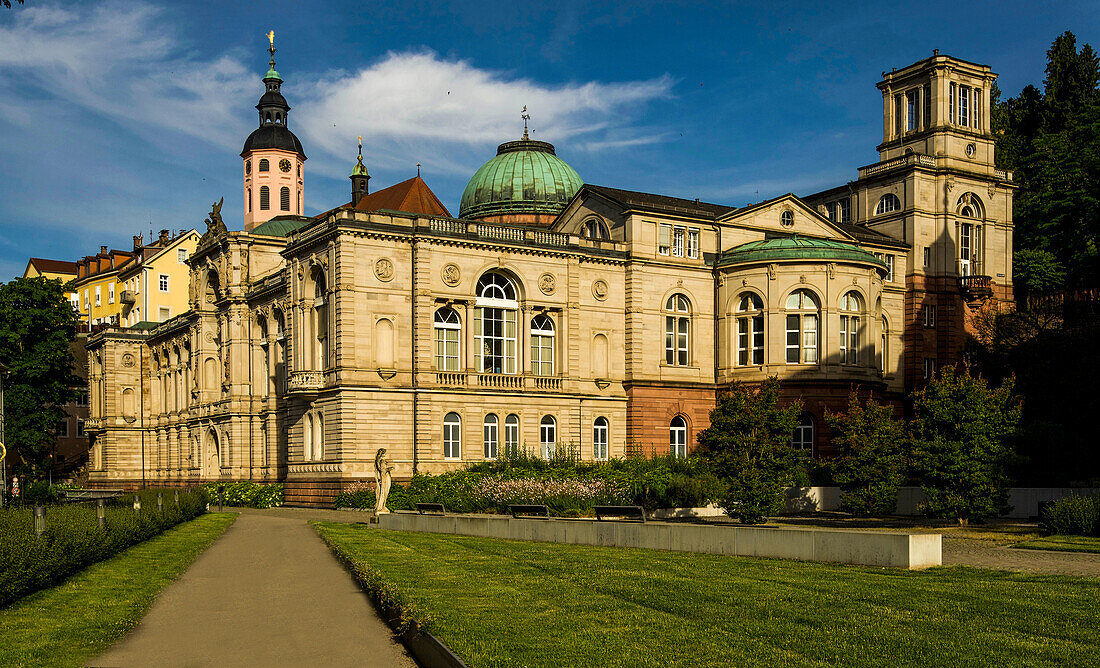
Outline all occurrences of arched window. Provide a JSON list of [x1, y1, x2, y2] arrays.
[[505, 414, 520, 457], [258, 158, 270, 172], [280, 186, 290, 211], [785, 290, 819, 364], [304, 410, 323, 461], [540, 415, 557, 459], [443, 412, 461, 459], [260, 186, 270, 210], [593, 417, 609, 461], [665, 294, 691, 366], [248, 188, 253, 213], [839, 291, 863, 365], [583, 219, 611, 240], [736, 293, 765, 366], [879, 316, 889, 373], [955, 197, 983, 276], [475, 272, 518, 374], [875, 193, 901, 215], [256, 315, 270, 394], [245, 160, 252, 175], [956, 193, 984, 218], [273, 309, 287, 392], [314, 411, 324, 461], [312, 267, 328, 370], [434, 308, 460, 371], [530, 314, 555, 376], [670, 416, 687, 458], [792, 413, 814, 456], [483, 413, 499, 460]]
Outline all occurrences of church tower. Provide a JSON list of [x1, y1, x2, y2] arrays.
[[349, 136, 370, 204], [242, 32, 306, 231]]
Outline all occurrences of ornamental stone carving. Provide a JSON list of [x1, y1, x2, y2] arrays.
[[122, 353, 136, 368], [441, 263, 461, 287], [539, 273, 555, 295], [592, 279, 609, 301], [375, 258, 394, 282]]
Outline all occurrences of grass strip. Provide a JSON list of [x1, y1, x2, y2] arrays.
[[0, 513, 236, 668], [1014, 535, 1100, 554], [314, 522, 1100, 668]]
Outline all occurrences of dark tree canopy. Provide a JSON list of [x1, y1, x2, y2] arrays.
[[0, 277, 81, 481], [825, 391, 906, 517]]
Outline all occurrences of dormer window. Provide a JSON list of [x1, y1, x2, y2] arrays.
[[875, 194, 901, 215], [583, 219, 610, 240]]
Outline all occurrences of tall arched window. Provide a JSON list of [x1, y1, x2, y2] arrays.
[[785, 290, 819, 364], [839, 291, 863, 365], [273, 309, 287, 393], [313, 411, 324, 461], [312, 267, 328, 370], [875, 193, 901, 215], [304, 410, 323, 461], [258, 158, 270, 172], [530, 314, 555, 376], [736, 293, 765, 366], [505, 414, 520, 457], [443, 412, 461, 459], [670, 416, 687, 458], [593, 417, 609, 461], [475, 272, 518, 374], [540, 415, 557, 459], [280, 186, 291, 211], [665, 294, 691, 366], [792, 413, 814, 456], [256, 315, 270, 395], [483, 413, 499, 459], [248, 188, 252, 213], [434, 308, 461, 371], [259, 186, 270, 210], [879, 316, 889, 373]]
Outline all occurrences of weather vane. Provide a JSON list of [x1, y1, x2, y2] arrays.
[[521, 105, 530, 140], [266, 30, 276, 68], [416, 162, 422, 176]]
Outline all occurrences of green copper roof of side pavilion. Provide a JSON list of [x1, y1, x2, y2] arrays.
[[717, 235, 887, 269]]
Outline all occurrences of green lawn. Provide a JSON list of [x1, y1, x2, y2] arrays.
[[315, 523, 1100, 668], [1014, 535, 1100, 554], [0, 513, 236, 668]]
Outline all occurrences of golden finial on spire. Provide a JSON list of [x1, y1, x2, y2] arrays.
[[521, 105, 530, 140], [266, 30, 276, 69], [358, 135, 363, 157]]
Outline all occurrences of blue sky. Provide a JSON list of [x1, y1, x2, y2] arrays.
[[1, 0, 1097, 280]]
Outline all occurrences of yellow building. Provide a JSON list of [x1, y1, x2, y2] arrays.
[[23, 257, 80, 314], [118, 230, 200, 326], [74, 247, 133, 326]]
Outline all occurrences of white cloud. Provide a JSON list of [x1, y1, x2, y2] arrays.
[[299, 50, 673, 175]]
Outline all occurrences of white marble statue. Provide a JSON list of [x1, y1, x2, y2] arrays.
[[374, 448, 394, 515]]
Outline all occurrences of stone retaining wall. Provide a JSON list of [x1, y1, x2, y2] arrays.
[[378, 512, 941, 570]]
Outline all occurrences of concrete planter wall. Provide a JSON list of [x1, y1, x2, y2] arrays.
[[782, 486, 1100, 518], [378, 512, 941, 570]]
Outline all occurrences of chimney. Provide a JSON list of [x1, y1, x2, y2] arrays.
[[159, 229, 170, 245], [133, 234, 143, 251], [100, 245, 108, 256]]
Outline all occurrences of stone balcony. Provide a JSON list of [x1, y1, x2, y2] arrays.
[[958, 275, 994, 304], [287, 370, 324, 394], [433, 372, 565, 392]]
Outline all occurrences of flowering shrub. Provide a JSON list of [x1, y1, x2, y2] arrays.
[[199, 482, 283, 509], [334, 481, 377, 510]]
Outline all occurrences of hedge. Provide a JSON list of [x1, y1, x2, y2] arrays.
[[0, 488, 207, 607], [1040, 495, 1100, 536], [198, 482, 283, 509]]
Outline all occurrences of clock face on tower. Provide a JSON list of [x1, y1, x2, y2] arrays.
[[279, 159, 292, 173]]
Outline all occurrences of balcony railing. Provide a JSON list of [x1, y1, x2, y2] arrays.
[[120, 290, 136, 305], [958, 275, 994, 303], [531, 376, 562, 391], [287, 370, 324, 393], [435, 372, 467, 387], [477, 373, 523, 389]]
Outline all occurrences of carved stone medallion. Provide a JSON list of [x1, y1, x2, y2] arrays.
[[592, 279, 609, 301], [122, 353, 136, 368], [375, 258, 394, 282], [538, 273, 555, 295], [441, 263, 461, 287]]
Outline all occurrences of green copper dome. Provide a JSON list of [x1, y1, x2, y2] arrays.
[[265, 67, 282, 81], [718, 235, 887, 269], [459, 139, 583, 220]]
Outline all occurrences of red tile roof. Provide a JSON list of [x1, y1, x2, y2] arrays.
[[28, 258, 78, 275], [353, 176, 452, 218]]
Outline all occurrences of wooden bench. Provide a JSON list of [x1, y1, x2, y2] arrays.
[[415, 502, 446, 515], [595, 505, 647, 523], [509, 504, 550, 519]]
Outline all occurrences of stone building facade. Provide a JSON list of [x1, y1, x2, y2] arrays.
[[86, 50, 1014, 504]]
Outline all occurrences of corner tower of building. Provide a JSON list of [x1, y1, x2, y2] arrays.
[[459, 123, 583, 226], [242, 32, 306, 231]]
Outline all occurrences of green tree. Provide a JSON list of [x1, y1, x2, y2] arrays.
[[909, 366, 1021, 525], [0, 277, 81, 481], [1012, 248, 1066, 301], [696, 377, 801, 524], [825, 391, 906, 517]]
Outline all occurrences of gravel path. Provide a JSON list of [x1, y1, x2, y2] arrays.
[[942, 537, 1100, 577]]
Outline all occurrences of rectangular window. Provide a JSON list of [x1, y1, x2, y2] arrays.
[[159, 306, 171, 321], [923, 83, 931, 127], [76, 419, 86, 437], [70, 295, 79, 311], [94, 286, 101, 307], [672, 226, 685, 257], [906, 89, 919, 131], [923, 357, 937, 380], [973, 88, 982, 130], [785, 315, 800, 363], [923, 304, 936, 328], [476, 307, 517, 374], [531, 332, 554, 376], [687, 229, 699, 259], [949, 82, 957, 123], [875, 253, 895, 282], [737, 316, 764, 366], [57, 419, 69, 438], [894, 93, 903, 136], [923, 246, 931, 268], [838, 198, 851, 224], [737, 318, 749, 366], [443, 418, 461, 459], [159, 274, 169, 292], [504, 417, 519, 457], [840, 315, 859, 365], [802, 315, 818, 363], [435, 328, 460, 371], [178, 248, 188, 263], [108, 284, 115, 304], [959, 85, 970, 127], [483, 420, 498, 460], [593, 420, 609, 461], [658, 224, 671, 255], [84, 289, 89, 310]]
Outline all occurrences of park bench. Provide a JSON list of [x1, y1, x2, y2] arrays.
[[509, 504, 550, 519], [57, 489, 124, 503], [594, 505, 647, 523], [416, 502, 446, 515]]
